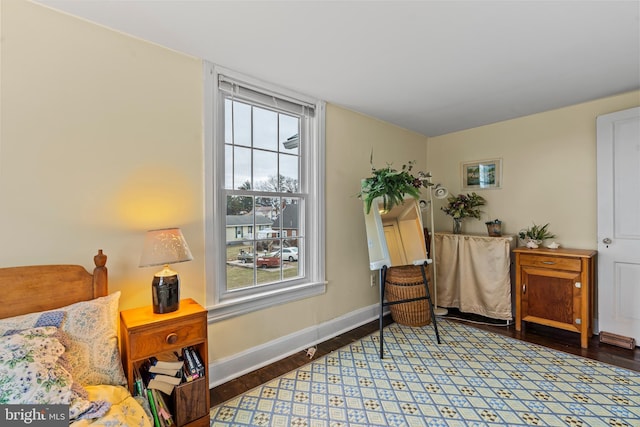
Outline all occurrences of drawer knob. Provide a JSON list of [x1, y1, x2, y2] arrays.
[[166, 333, 178, 345], [542, 261, 555, 265]]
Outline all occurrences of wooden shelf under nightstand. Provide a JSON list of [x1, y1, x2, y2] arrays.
[[120, 298, 210, 427]]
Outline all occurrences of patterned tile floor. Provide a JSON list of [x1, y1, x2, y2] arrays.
[[210, 319, 640, 426]]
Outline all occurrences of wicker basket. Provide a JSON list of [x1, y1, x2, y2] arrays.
[[385, 265, 432, 326]]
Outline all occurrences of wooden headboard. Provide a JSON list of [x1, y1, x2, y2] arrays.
[[0, 250, 108, 319]]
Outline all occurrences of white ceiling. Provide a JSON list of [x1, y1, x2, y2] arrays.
[[36, 0, 640, 137]]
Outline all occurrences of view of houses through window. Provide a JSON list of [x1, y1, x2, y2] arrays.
[[224, 99, 303, 291]]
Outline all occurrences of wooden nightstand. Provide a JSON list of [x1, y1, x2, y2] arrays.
[[120, 298, 210, 427], [513, 247, 597, 348]]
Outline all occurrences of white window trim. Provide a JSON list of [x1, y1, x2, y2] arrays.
[[204, 62, 326, 322]]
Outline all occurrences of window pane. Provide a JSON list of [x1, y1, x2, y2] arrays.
[[226, 195, 253, 216], [279, 114, 299, 155], [226, 197, 257, 292], [225, 144, 233, 189], [224, 99, 233, 144], [256, 238, 282, 285], [226, 242, 255, 291], [253, 150, 278, 191], [253, 107, 278, 151], [279, 153, 299, 192], [233, 146, 252, 190], [225, 197, 254, 240], [232, 101, 251, 147], [256, 196, 278, 222], [283, 238, 302, 279], [275, 198, 300, 234]]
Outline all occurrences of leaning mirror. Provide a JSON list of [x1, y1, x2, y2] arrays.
[[363, 196, 428, 270]]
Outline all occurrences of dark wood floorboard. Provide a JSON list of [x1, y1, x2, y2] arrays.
[[210, 315, 639, 407]]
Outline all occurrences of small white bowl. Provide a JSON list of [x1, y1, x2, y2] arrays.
[[547, 242, 560, 249]]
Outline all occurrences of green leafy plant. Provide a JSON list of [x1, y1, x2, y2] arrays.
[[441, 193, 486, 219], [358, 155, 431, 214], [518, 222, 556, 242]]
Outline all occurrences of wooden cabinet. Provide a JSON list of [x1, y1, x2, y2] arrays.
[[120, 298, 210, 427], [514, 247, 596, 348]]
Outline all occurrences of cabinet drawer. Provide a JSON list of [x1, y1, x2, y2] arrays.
[[518, 254, 582, 271], [128, 317, 206, 360]]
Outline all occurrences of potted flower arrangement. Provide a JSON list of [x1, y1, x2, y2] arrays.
[[358, 157, 431, 214], [518, 222, 555, 248], [441, 193, 486, 234]]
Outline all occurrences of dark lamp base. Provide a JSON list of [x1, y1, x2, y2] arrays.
[[152, 274, 180, 314]]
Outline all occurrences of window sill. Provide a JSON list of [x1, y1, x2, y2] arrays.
[[206, 280, 327, 322]]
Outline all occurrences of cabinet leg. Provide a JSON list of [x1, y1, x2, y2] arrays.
[[581, 333, 588, 349]]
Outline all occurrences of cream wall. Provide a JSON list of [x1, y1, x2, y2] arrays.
[[5, 0, 638, 382], [427, 91, 640, 249], [1, 0, 428, 365], [1, 0, 203, 307]]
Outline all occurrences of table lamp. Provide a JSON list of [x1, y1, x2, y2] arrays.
[[139, 227, 193, 314]]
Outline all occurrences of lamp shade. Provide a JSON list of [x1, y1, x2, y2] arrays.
[[139, 228, 193, 267]]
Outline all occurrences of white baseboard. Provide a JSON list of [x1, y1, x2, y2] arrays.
[[208, 303, 387, 387]]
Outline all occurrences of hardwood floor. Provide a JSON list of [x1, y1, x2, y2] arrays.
[[210, 314, 640, 407]]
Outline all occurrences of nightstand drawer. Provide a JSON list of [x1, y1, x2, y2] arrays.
[[518, 254, 582, 271], [127, 316, 206, 360]]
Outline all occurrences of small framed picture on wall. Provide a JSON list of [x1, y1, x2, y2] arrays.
[[461, 158, 502, 190]]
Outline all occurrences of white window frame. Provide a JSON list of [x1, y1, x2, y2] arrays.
[[204, 62, 326, 322]]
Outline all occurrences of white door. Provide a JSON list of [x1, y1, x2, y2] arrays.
[[596, 106, 640, 344]]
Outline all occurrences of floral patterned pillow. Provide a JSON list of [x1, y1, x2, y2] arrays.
[[0, 326, 111, 420], [0, 311, 65, 336], [0, 292, 127, 386]]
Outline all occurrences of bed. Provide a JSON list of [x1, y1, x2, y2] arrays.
[[0, 250, 151, 426]]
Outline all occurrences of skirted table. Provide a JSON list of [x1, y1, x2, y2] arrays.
[[434, 232, 515, 321]]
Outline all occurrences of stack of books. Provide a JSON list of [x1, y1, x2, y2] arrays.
[[182, 346, 205, 381], [133, 346, 205, 427]]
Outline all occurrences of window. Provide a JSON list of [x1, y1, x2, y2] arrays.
[[204, 63, 326, 321]]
